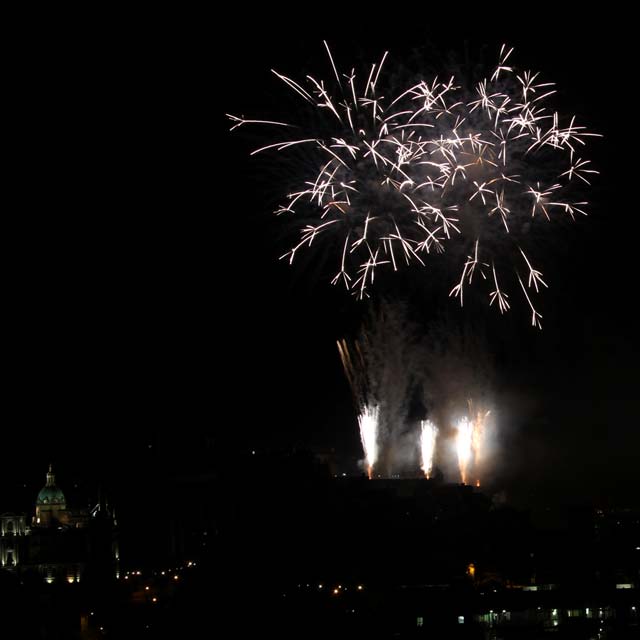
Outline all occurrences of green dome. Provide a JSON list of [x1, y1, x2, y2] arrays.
[[36, 465, 66, 506], [36, 485, 66, 505]]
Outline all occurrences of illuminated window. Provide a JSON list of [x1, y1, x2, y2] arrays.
[[416, 617, 423, 627], [458, 616, 465, 624]]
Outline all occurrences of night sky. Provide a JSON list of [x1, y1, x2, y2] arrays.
[[3, 11, 638, 518]]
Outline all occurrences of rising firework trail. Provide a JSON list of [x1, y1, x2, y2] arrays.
[[420, 420, 438, 479], [228, 43, 599, 327], [358, 404, 379, 479], [337, 337, 364, 407]]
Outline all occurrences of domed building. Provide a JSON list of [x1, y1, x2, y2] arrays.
[[34, 465, 69, 527], [0, 464, 119, 584]]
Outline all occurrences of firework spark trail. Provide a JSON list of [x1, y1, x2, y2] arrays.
[[229, 43, 599, 326], [337, 338, 360, 404], [358, 404, 379, 479], [456, 417, 473, 484], [420, 420, 438, 479]]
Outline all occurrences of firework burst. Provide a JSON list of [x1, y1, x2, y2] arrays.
[[229, 43, 599, 327]]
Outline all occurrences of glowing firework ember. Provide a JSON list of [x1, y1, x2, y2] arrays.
[[358, 404, 379, 479], [420, 420, 438, 478], [229, 43, 599, 327], [456, 417, 473, 484]]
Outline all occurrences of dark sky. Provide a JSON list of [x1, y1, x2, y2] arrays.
[[3, 11, 638, 511]]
